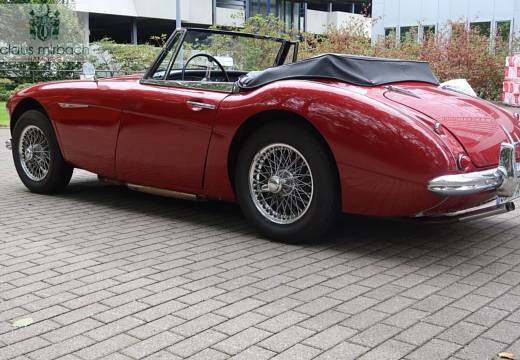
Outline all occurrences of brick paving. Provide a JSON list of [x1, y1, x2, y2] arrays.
[[1, 127, 520, 359]]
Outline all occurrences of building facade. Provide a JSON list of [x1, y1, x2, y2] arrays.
[[372, 0, 520, 45], [72, 0, 371, 44]]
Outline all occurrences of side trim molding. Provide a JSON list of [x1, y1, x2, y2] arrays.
[[98, 176, 199, 201], [58, 103, 90, 109]]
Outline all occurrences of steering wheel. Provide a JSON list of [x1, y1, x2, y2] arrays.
[[181, 53, 230, 82]]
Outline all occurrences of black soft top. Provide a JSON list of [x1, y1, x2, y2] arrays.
[[237, 53, 439, 89]]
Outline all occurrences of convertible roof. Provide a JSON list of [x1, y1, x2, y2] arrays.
[[237, 53, 440, 89]]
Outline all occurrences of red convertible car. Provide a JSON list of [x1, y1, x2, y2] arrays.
[[5, 28, 520, 242]]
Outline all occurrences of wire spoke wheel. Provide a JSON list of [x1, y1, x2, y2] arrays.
[[249, 143, 314, 225], [18, 125, 51, 182]]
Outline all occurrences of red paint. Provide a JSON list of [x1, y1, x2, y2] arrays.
[[7, 77, 518, 218]]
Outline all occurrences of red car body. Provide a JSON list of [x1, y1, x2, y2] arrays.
[[6, 28, 520, 224]]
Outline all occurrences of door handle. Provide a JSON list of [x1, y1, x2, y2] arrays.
[[186, 100, 217, 111]]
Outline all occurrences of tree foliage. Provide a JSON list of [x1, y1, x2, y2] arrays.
[[89, 39, 161, 77]]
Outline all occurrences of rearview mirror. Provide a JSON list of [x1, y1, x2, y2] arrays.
[[81, 62, 96, 81]]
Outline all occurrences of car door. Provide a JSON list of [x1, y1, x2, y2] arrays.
[[115, 82, 229, 193], [51, 80, 126, 178]]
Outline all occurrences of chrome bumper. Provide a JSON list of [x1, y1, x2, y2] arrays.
[[5, 139, 12, 151], [429, 143, 520, 200]]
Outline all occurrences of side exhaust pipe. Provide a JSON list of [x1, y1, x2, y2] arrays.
[[419, 202, 515, 224]]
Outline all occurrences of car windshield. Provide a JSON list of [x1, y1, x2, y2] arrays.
[[175, 30, 284, 72], [149, 29, 287, 82]]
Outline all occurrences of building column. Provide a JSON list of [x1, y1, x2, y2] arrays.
[[245, 0, 250, 19], [77, 11, 90, 45], [303, 2, 307, 32], [131, 18, 138, 44], [212, 0, 216, 25], [176, 0, 182, 29]]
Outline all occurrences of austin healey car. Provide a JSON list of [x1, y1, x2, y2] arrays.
[[5, 28, 520, 242]]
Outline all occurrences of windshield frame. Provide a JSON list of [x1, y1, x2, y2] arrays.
[[143, 27, 298, 82]]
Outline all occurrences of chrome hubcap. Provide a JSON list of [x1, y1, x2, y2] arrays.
[[18, 125, 50, 182], [249, 143, 314, 225], [266, 176, 283, 193]]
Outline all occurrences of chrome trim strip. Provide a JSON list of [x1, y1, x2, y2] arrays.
[[140, 79, 235, 93], [98, 176, 199, 201], [384, 85, 421, 99], [58, 103, 89, 109], [186, 101, 217, 110], [5, 139, 12, 151], [127, 184, 198, 201]]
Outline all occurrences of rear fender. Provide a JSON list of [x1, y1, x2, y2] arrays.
[[203, 80, 455, 216]]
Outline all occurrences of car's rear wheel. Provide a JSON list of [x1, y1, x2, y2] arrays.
[[235, 122, 339, 243], [12, 110, 73, 194]]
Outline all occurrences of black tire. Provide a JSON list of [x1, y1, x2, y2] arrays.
[[235, 122, 339, 243], [12, 110, 73, 194]]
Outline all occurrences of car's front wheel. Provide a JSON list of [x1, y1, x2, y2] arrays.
[[235, 122, 339, 243], [12, 110, 73, 194]]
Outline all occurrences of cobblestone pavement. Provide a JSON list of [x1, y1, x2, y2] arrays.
[[2, 128, 520, 360]]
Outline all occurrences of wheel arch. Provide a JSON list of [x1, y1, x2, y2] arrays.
[[227, 109, 341, 198], [10, 97, 49, 134]]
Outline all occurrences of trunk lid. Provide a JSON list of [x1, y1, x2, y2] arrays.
[[382, 84, 519, 168]]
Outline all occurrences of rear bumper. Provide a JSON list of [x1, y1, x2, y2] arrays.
[[428, 143, 519, 200], [425, 142, 520, 222]]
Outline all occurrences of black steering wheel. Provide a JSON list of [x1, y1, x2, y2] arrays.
[[181, 53, 230, 82]]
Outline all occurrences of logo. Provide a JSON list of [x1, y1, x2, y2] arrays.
[[29, 4, 60, 41]]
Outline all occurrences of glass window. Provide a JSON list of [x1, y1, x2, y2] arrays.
[[451, 23, 465, 34], [307, 1, 328, 12], [497, 21, 512, 43], [400, 26, 418, 43], [332, 3, 353, 12], [216, 0, 245, 10], [422, 25, 436, 41], [385, 27, 396, 38], [470, 21, 491, 38], [149, 32, 181, 80], [251, 0, 271, 16], [283, 43, 298, 64], [172, 30, 282, 72]]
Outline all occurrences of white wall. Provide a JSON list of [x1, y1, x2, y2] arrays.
[[306, 9, 330, 34], [74, 0, 213, 24], [215, 8, 244, 27], [372, 0, 520, 42], [74, 0, 137, 17], [330, 12, 372, 37], [307, 9, 371, 36]]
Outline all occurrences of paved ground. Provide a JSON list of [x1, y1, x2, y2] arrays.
[[2, 128, 520, 360]]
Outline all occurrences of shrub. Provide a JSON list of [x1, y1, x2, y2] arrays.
[[0, 78, 13, 101]]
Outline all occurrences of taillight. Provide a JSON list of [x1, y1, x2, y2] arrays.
[[457, 153, 472, 171]]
